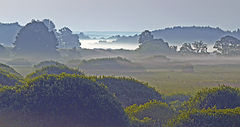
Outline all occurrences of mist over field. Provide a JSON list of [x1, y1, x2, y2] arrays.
[[0, 0, 240, 127]]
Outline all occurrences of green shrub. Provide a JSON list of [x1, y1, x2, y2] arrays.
[[184, 85, 240, 110], [78, 57, 144, 71], [0, 73, 130, 127], [34, 60, 65, 68], [125, 100, 174, 127], [26, 65, 84, 79], [167, 107, 240, 127], [0, 63, 23, 86], [96, 76, 162, 107], [0, 63, 22, 77]]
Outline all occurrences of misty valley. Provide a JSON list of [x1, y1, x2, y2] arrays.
[[0, 19, 239, 127]]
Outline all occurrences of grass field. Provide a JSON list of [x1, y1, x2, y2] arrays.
[[10, 63, 240, 96], [131, 65, 240, 95]]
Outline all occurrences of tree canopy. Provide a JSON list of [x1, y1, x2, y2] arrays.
[[57, 27, 80, 49], [214, 36, 240, 55], [13, 20, 58, 57], [138, 30, 154, 44], [0, 74, 130, 127]]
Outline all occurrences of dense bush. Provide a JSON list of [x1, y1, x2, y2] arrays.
[[0, 63, 22, 78], [78, 57, 144, 71], [0, 63, 23, 86], [167, 107, 240, 127], [26, 65, 84, 79], [125, 100, 174, 127], [184, 85, 240, 110], [164, 94, 191, 112], [0, 74, 130, 127], [166, 86, 240, 127], [96, 76, 162, 107], [34, 60, 65, 68]]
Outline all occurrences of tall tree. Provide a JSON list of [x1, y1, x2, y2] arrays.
[[58, 27, 80, 49], [179, 43, 194, 54], [213, 36, 240, 55], [192, 41, 208, 54], [138, 30, 154, 44], [13, 20, 58, 57]]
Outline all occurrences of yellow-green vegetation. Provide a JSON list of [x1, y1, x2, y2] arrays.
[[125, 100, 174, 127], [167, 107, 240, 127], [78, 57, 144, 71], [34, 60, 65, 68], [0, 73, 130, 127], [26, 65, 84, 79], [11, 61, 240, 95], [0, 63, 24, 86], [133, 64, 240, 95], [96, 76, 163, 107], [184, 85, 240, 110], [80, 57, 132, 64], [166, 86, 240, 127]]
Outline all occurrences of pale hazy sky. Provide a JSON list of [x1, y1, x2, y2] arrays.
[[0, 0, 240, 31]]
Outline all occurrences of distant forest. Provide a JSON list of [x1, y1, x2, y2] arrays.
[[1, 20, 240, 46]]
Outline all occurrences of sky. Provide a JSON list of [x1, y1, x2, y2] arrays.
[[0, 0, 240, 31]]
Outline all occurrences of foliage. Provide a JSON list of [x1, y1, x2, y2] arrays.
[[0, 22, 22, 46], [79, 57, 144, 71], [125, 100, 174, 127], [136, 38, 177, 54], [0, 69, 23, 86], [138, 30, 154, 44], [13, 20, 58, 57], [184, 85, 240, 110], [179, 41, 208, 54], [167, 107, 240, 127], [96, 76, 162, 107], [34, 60, 65, 68], [26, 65, 84, 79], [57, 27, 80, 49], [0, 63, 22, 78], [0, 73, 130, 127], [0, 63, 23, 86], [164, 94, 191, 111], [214, 36, 240, 55], [80, 56, 132, 64]]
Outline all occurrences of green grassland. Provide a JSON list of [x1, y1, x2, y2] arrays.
[[8, 61, 240, 96], [80, 64, 240, 96], [132, 65, 240, 95]]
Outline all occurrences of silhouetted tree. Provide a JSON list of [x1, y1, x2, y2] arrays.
[[58, 27, 80, 49], [138, 30, 154, 44], [192, 41, 208, 54], [0, 22, 22, 46], [42, 19, 56, 32], [213, 36, 240, 55], [179, 43, 194, 54], [179, 41, 208, 54], [13, 20, 58, 57]]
